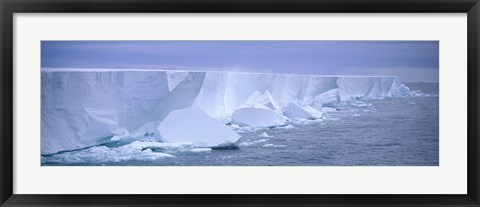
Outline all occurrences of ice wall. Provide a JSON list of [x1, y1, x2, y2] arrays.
[[336, 77, 395, 101], [41, 71, 127, 155], [41, 69, 404, 155], [123, 71, 170, 130]]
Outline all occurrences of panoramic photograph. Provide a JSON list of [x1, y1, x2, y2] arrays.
[[40, 41, 439, 166]]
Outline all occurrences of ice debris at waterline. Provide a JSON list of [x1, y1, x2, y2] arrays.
[[41, 68, 414, 155]]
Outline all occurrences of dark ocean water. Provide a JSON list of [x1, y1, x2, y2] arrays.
[[42, 82, 439, 166]]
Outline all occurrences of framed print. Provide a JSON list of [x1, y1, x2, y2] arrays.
[[1, 0, 479, 206]]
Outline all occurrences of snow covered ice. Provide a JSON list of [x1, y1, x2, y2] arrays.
[[157, 107, 240, 147], [231, 105, 288, 128], [283, 101, 323, 119], [390, 83, 415, 97], [41, 69, 414, 155]]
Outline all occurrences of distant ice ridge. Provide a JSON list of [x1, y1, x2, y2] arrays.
[[41, 69, 413, 155]]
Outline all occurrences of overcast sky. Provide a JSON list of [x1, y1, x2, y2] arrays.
[[42, 41, 439, 82]]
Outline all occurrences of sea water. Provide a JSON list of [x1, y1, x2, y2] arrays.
[[42, 82, 439, 166]]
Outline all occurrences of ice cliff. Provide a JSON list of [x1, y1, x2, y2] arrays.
[[41, 69, 408, 155]]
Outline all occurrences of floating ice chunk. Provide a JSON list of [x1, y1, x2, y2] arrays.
[[291, 118, 324, 125], [283, 101, 323, 119], [232, 125, 263, 133], [189, 148, 212, 152], [158, 107, 241, 147], [122, 140, 193, 152], [322, 107, 338, 113], [353, 113, 361, 117], [413, 91, 433, 97], [259, 132, 273, 138], [390, 83, 414, 97], [312, 88, 340, 109], [224, 73, 277, 113], [239, 139, 268, 146], [41, 141, 176, 164], [262, 144, 287, 148], [110, 128, 130, 141], [351, 101, 370, 107], [281, 125, 296, 129], [303, 76, 339, 104], [231, 105, 287, 128]]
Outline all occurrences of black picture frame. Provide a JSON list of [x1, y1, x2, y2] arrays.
[[1, 0, 479, 206]]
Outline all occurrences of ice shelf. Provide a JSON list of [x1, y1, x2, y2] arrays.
[[41, 69, 407, 155]]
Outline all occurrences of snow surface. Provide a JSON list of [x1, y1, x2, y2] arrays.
[[157, 107, 240, 147], [41, 69, 410, 155]]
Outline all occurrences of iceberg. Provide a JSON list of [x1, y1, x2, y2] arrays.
[[312, 88, 340, 109], [231, 105, 287, 128], [390, 83, 414, 97], [41, 68, 411, 155], [303, 76, 338, 105], [283, 101, 323, 119], [157, 107, 241, 147], [259, 132, 273, 138], [223, 73, 277, 114]]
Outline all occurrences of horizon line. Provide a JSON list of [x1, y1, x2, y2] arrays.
[[41, 67, 403, 78]]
